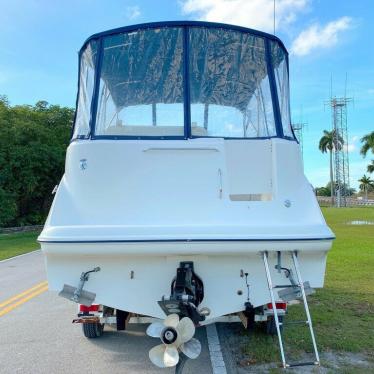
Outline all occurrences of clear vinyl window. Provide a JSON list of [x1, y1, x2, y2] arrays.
[[189, 27, 276, 138], [72, 41, 98, 139], [271, 41, 293, 138], [95, 27, 185, 137], [72, 24, 294, 141]]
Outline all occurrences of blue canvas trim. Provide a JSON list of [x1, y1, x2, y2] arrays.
[[90, 135, 187, 140], [265, 39, 284, 138], [81, 21, 288, 56], [71, 135, 298, 142], [39, 236, 335, 244], [183, 26, 191, 139], [89, 38, 104, 138]]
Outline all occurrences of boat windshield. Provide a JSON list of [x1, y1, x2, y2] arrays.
[[73, 23, 294, 140]]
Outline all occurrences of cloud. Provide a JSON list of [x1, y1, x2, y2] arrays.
[[352, 135, 359, 142], [126, 5, 141, 20], [291, 16, 353, 56], [343, 135, 358, 153], [181, 0, 308, 33]]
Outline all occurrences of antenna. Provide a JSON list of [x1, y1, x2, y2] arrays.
[[344, 72, 348, 98], [330, 73, 333, 99], [273, 0, 276, 35]]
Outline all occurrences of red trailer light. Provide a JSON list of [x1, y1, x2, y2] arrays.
[[79, 304, 100, 313], [267, 302, 287, 310]]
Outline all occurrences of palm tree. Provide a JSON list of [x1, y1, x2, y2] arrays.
[[368, 160, 374, 174], [319, 130, 344, 204], [360, 131, 374, 156], [361, 132, 374, 173], [358, 175, 374, 201]]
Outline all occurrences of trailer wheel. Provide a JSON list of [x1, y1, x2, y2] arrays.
[[266, 316, 283, 336], [82, 323, 104, 338]]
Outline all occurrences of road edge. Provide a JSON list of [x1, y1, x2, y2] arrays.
[[0, 249, 42, 263]]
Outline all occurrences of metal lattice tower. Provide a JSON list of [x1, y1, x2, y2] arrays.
[[326, 97, 352, 207]]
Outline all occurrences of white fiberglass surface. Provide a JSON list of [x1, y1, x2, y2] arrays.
[[43, 250, 328, 318], [41, 138, 334, 242]]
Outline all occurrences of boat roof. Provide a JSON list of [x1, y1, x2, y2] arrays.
[[80, 21, 288, 113], [81, 20, 288, 55]]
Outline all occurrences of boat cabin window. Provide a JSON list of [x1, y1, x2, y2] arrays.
[[271, 41, 293, 138], [189, 27, 275, 138], [72, 23, 295, 141], [73, 41, 98, 139], [95, 28, 185, 137]]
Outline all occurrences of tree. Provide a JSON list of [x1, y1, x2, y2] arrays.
[[0, 188, 17, 227], [318, 129, 344, 205], [358, 175, 374, 201], [368, 161, 374, 173], [0, 96, 73, 227], [360, 131, 374, 156], [315, 186, 331, 197], [361, 131, 374, 174], [315, 182, 355, 197]]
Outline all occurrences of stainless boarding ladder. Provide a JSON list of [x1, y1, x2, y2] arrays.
[[262, 251, 320, 368]]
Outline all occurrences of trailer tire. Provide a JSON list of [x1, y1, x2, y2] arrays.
[[82, 323, 104, 338], [266, 316, 283, 336]]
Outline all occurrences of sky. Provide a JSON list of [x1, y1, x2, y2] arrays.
[[0, 0, 373, 189]]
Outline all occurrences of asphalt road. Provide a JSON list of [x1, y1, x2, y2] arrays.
[[0, 251, 229, 374]]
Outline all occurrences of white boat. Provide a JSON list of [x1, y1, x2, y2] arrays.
[[39, 21, 334, 369]]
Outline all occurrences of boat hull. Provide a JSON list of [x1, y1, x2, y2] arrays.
[[42, 240, 330, 320]]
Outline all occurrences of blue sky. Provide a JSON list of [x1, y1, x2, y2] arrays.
[[0, 0, 373, 189]]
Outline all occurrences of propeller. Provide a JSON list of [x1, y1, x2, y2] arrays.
[[146, 314, 202, 368]]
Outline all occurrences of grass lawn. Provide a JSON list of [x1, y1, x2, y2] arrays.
[[0, 231, 40, 261], [242, 207, 374, 368]]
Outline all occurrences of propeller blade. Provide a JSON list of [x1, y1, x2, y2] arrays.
[[180, 338, 202, 359], [176, 317, 195, 343], [164, 313, 179, 328], [149, 344, 166, 368], [146, 322, 164, 338], [163, 346, 179, 367]]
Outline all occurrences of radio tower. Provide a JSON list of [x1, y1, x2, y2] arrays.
[[325, 95, 352, 207]]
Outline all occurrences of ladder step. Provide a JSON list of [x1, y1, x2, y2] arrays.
[[287, 361, 319, 367], [262, 252, 320, 368], [282, 320, 309, 326], [273, 284, 300, 289]]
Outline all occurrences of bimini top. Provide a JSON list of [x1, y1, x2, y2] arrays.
[[72, 21, 295, 141]]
